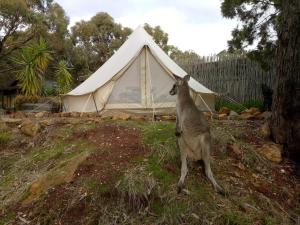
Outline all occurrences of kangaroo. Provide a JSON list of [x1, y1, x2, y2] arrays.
[[169, 75, 224, 194]]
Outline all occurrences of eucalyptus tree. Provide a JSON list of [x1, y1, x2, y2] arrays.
[[221, 0, 300, 161]]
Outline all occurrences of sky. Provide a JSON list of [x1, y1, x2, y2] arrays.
[[54, 0, 238, 56]]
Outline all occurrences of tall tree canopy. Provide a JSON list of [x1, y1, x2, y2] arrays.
[[144, 23, 169, 53], [221, 0, 281, 68], [0, 0, 53, 61], [221, 0, 300, 161], [70, 12, 132, 78]]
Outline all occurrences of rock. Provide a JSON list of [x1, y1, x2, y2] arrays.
[[227, 143, 242, 156], [112, 113, 131, 120], [228, 110, 240, 120], [40, 119, 54, 127], [229, 110, 239, 116], [257, 143, 283, 163], [61, 112, 71, 117], [253, 111, 262, 119], [0, 117, 23, 125], [203, 112, 212, 120], [70, 112, 80, 117], [218, 113, 228, 120], [240, 112, 255, 120], [35, 111, 48, 118], [244, 107, 260, 114], [257, 111, 272, 120], [260, 122, 271, 138], [19, 119, 41, 137], [218, 107, 230, 115]]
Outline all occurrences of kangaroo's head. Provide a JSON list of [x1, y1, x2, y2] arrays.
[[169, 75, 190, 95]]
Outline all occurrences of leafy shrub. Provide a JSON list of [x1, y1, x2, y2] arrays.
[[243, 99, 264, 111], [215, 98, 264, 112], [42, 87, 57, 97]]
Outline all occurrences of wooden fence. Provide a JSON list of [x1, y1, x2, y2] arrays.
[[177, 55, 276, 102]]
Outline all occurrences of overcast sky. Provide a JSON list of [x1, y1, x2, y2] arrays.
[[54, 0, 238, 56]]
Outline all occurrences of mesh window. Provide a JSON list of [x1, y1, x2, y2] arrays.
[[148, 52, 176, 103], [108, 54, 142, 104]]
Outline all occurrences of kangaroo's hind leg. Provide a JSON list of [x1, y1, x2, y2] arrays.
[[201, 135, 224, 194], [177, 137, 188, 193]]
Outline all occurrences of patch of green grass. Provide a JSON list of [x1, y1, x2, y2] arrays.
[[147, 155, 176, 185], [82, 177, 111, 196], [0, 173, 15, 188], [242, 151, 259, 169], [0, 132, 12, 146], [27, 139, 93, 168], [261, 216, 278, 225], [159, 201, 188, 224], [152, 201, 164, 215], [0, 212, 16, 225], [222, 211, 250, 225]]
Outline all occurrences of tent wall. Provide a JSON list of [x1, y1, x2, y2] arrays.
[[193, 93, 216, 112], [107, 53, 142, 105], [63, 46, 216, 113], [63, 94, 95, 112]]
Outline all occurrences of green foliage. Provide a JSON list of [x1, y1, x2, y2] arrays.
[[0, 212, 16, 225], [0, 0, 52, 59], [170, 46, 201, 61], [221, 0, 281, 68], [144, 23, 169, 52], [215, 99, 264, 112], [42, 86, 57, 96], [13, 38, 52, 96], [70, 12, 132, 75], [243, 100, 264, 111], [55, 60, 73, 94]]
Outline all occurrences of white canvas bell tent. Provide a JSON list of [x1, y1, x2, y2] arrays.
[[62, 26, 216, 113]]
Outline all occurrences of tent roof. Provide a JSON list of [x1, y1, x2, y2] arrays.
[[66, 26, 214, 96]]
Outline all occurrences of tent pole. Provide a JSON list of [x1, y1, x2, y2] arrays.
[[92, 92, 99, 114], [198, 93, 214, 119], [145, 46, 156, 121]]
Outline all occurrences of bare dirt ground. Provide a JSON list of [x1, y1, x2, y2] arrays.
[[0, 115, 299, 225]]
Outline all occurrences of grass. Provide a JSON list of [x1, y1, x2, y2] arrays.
[[1, 120, 299, 225], [0, 131, 12, 147], [222, 211, 251, 225], [0, 212, 16, 225], [0, 123, 96, 209]]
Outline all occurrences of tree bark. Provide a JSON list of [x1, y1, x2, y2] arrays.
[[271, 1, 300, 162]]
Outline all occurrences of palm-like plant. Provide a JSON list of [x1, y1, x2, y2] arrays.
[[13, 38, 52, 96], [55, 60, 73, 94]]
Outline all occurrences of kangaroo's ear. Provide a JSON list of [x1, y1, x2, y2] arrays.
[[184, 75, 190, 82]]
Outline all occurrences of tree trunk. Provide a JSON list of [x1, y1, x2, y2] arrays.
[[271, 1, 300, 162]]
